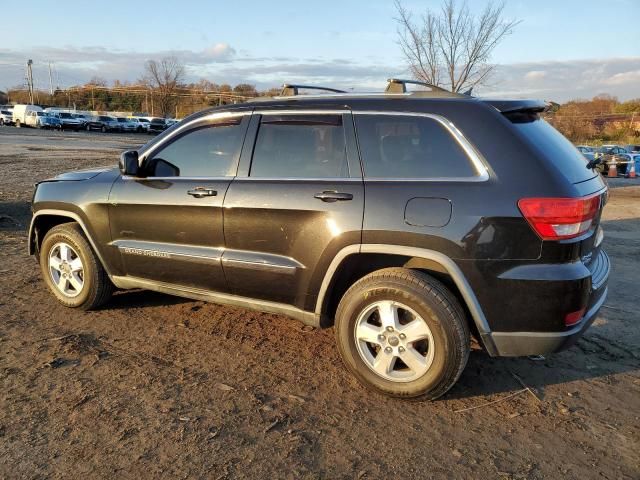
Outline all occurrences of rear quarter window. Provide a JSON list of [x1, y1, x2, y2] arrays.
[[354, 114, 477, 179]]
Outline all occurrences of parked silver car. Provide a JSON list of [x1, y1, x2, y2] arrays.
[[125, 117, 150, 132], [116, 117, 137, 132]]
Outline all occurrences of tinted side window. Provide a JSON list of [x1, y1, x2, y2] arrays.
[[149, 120, 244, 177], [355, 114, 476, 178], [250, 115, 348, 178]]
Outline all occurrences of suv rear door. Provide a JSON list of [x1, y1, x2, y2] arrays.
[[222, 109, 364, 310], [108, 112, 251, 291]]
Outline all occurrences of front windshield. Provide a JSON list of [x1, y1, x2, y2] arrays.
[[36, 111, 44, 116]]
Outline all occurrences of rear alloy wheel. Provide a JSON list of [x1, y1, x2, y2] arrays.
[[15, 119, 21, 128], [40, 223, 113, 309], [101, 125, 107, 133], [354, 300, 436, 382], [335, 268, 469, 400]]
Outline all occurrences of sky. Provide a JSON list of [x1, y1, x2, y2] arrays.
[[0, 0, 639, 102]]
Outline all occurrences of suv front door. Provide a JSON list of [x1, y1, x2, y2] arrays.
[[222, 110, 364, 311], [108, 112, 250, 292]]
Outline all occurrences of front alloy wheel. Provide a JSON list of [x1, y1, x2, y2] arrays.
[[48, 242, 84, 297], [39, 222, 113, 309]]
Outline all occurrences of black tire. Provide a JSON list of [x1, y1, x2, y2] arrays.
[[15, 119, 21, 128], [335, 268, 470, 400], [101, 125, 107, 133], [86, 124, 91, 131], [39, 222, 113, 310]]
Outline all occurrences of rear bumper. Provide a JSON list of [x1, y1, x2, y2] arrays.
[[484, 249, 610, 357], [488, 286, 607, 356]]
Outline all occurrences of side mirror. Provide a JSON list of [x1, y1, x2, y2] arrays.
[[119, 150, 139, 176]]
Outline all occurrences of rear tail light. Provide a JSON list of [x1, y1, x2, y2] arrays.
[[518, 194, 601, 240], [565, 308, 586, 327]]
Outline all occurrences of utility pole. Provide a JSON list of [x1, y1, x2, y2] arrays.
[[48, 63, 54, 95], [26, 59, 34, 104]]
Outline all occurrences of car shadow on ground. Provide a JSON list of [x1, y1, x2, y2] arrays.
[[0, 201, 30, 234], [444, 335, 639, 401], [106, 289, 191, 310]]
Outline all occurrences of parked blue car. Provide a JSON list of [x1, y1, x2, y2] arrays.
[[618, 153, 640, 176], [36, 112, 62, 130]]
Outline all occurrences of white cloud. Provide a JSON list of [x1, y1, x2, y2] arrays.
[[203, 43, 236, 60], [480, 57, 640, 101], [602, 70, 640, 86], [524, 70, 546, 81]]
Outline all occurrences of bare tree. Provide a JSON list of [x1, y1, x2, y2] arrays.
[[145, 57, 185, 117], [395, 0, 519, 93]]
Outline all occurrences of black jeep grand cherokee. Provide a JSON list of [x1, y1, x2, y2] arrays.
[[29, 80, 609, 399]]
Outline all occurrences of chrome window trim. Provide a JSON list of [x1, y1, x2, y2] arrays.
[[351, 111, 489, 182], [136, 108, 488, 182]]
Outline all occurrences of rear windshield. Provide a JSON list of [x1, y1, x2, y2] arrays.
[[507, 113, 595, 184]]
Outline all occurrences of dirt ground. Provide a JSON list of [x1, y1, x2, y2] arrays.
[[0, 127, 638, 479]]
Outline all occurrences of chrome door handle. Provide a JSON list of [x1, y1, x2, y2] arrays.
[[187, 188, 217, 198], [314, 191, 354, 202]]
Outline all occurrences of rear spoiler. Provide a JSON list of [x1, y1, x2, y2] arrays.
[[482, 99, 549, 114]]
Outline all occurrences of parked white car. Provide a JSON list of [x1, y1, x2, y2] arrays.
[[0, 109, 13, 126], [13, 104, 43, 127]]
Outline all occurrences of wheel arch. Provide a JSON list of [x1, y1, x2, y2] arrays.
[[28, 209, 113, 276], [316, 244, 497, 355]]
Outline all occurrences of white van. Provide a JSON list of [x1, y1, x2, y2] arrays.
[[12, 104, 43, 128]]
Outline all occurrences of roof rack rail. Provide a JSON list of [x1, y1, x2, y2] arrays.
[[280, 84, 347, 96], [385, 78, 450, 94]]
